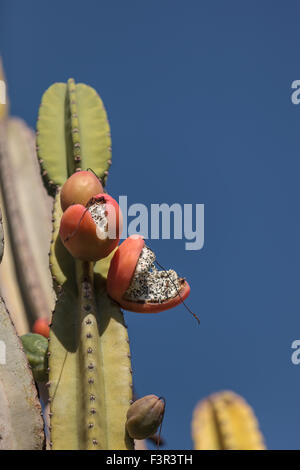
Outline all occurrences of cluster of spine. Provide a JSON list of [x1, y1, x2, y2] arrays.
[[35, 126, 58, 196], [68, 78, 82, 171]]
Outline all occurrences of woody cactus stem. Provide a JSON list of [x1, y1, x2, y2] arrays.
[[38, 78, 133, 449], [0, 220, 44, 449], [0, 119, 53, 327], [0, 209, 3, 263]]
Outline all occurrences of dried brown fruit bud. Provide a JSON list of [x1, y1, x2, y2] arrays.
[[126, 395, 165, 440]]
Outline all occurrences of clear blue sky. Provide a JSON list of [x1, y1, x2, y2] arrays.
[[1, 0, 300, 450]]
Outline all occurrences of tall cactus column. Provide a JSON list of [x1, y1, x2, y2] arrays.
[[37, 79, 134, 450]]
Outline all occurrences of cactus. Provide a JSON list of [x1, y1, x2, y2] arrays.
[[0, 59, 268, 451], [192, 391, 266, 450], [35, 78, 133, 450], [0, 220, 44, 449], [36, 79, 111, 192], [0, 117, 54, 329], [0, 144, 44, 448]]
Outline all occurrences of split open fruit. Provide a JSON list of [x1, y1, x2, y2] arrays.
[[107, 235, 190, 313], [60, 170, 104, 212], [59, 193, 122, 261]]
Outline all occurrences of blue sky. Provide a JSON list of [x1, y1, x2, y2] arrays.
[[1, 0, 300, 450]]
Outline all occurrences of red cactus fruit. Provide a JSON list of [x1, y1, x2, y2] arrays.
[[59, 193, 122, 261], [60, 170, 104, 212], [107, 235, 191, 313], [32, 318, 50, 338]]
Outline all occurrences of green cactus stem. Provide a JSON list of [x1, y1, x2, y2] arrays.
[[49, 191, 76, 293], [36, 78, 111, 193], [37, 78, 133, 450], [48, 262, 133, 450]]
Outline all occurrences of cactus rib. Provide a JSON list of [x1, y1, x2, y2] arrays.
[[37, 79, 111, 191], [48, 264, 134, 450], [192, 391, 266, 450], [49, 191, 76, 292]]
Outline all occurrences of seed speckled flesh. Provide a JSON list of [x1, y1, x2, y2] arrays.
[[88, 202, 108, 238], [124, 246, 182, 303]]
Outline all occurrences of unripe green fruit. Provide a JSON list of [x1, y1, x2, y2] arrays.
[[21, 333, 48, 383], [126, 395, 165, 440]]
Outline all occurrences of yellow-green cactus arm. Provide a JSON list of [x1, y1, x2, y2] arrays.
[[93, 247, 117, 280], [49, 191, 76, 292], [192, 391, 266, 450], [36, 83, 70, 189], [38, 79, 133, 450], [74, 82, 111, 185], [48, 263, 133, 450], [94, 273, 134, 449], [36, 79, 111, 192]]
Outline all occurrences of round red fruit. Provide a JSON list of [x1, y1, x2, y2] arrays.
[[60, 170, 104, 212], [59, 193, 122, 261]]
